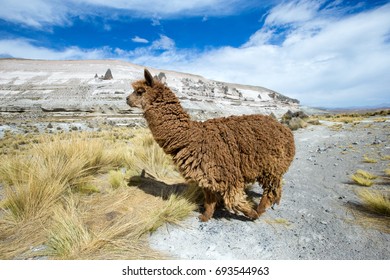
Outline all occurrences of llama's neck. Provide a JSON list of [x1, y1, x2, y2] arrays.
[[143, 84, 192, 155]]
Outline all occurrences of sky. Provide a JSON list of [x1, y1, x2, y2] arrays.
[[0, 0, 389, 108]]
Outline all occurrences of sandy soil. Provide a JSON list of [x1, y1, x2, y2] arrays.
[[149, 119, 390, 260]]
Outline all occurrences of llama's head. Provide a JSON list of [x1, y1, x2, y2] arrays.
[[127, 69, 155, 109]]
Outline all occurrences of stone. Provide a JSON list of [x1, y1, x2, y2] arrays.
[[103, 68, 113, 80]]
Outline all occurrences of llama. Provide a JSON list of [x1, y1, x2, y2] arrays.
[[127, 69, 295, 222]]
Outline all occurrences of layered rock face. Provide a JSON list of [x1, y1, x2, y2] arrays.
[[0, 59, 299, 119]]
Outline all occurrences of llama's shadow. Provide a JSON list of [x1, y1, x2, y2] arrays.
[[128, 172, 188, 200], [128, 170, 262, 222]]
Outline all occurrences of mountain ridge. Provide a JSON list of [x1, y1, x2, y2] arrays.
[[0, 59, 299, 119]]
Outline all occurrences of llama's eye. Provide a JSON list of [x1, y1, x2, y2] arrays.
[[136, 89, 145, 95]]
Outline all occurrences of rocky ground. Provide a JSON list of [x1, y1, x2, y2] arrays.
[[149, 119, 390, 260]]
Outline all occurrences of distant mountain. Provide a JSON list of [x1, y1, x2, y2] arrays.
[[0, 59, 299, 119], [0, 54, 14, 59], [314, 104, 390, 114]]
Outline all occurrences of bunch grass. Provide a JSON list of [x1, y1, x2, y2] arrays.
[[0, 128, 196, 259]]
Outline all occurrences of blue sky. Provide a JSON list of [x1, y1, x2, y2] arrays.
[[0, 0, 389, 108]]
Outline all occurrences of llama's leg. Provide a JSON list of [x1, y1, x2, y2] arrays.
[[257, 194, 272, 216], [274, 181, 283, 205], [225, 190, 259, 220], [235, 200, 259, 220], [257, 177, 282, 216], [199, 189, 218, 222]]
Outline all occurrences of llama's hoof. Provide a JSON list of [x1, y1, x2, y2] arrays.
[[199, 214, 210, 222], [247, 209, 260, 220], [257, 207, 266, 216]]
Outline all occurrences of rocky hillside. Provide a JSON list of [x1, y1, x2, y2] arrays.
[[0, 59, 299, 119]]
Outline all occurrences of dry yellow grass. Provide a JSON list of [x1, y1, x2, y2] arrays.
[[355, 169, 378, 180], [350, 189, 390, 234], [363, 155, 378, 163], [108, 170, 127, 189], [319, 115, 363, 124], [357, 189, 390, 216], [350, 168, 382, 187], [124, 129, 183, 183], [317, 110, 390, 124], [0, 134, 121, 222], [265, 218, 291, 226], [351, 174, 374, 187], [0, 128, 196, 259], [330, 123, 343, 131], [382, 155, 390, 161]]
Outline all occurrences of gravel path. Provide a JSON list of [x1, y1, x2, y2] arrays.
[[149, 120, 390, 259]]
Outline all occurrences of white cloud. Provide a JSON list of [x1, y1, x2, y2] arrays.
[[133, 2, 390, 107], [151, 18, 161, 26], [103, 24, 112, 31], [78, 0, 256, 18], [0, 0, 257, 28], [0, 0, 70, 28], [116, 35, 180, 65], [150, 35, 175, 50], [131, 36, 149, 44], [0, 38, 111, 60], [265, 0, 321, 26]]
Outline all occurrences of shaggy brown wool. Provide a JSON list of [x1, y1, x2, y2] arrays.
[[127, 69, 295, 221]]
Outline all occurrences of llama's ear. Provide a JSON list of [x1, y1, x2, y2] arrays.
[[144, 69, 154, 87]]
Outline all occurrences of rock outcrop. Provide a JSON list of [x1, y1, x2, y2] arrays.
[[103, 69, 113, 80]]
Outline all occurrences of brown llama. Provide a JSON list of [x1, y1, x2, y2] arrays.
[[127, 69, 295, 222]]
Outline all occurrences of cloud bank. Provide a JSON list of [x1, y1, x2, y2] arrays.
[[130, 1, 390, 107], [0, 0, 258, 28]]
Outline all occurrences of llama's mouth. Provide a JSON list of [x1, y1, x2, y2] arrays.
[[126, 95, 132, 107], [126, 94, 142, 108]]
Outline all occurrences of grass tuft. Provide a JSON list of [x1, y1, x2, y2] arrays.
[[0, 128, 195, 259], [381, 155, 390, 161], [351, 174, 374, 187], [357, 189, 390, 216], [124, 130, 182, 183], [148, 194, 197, 232], [355, 169, 378, 180], [46, 200, 93, 259], [108, 170, 126, 189], [363, 155, 378, 163], [349, 189, 390, 234]]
